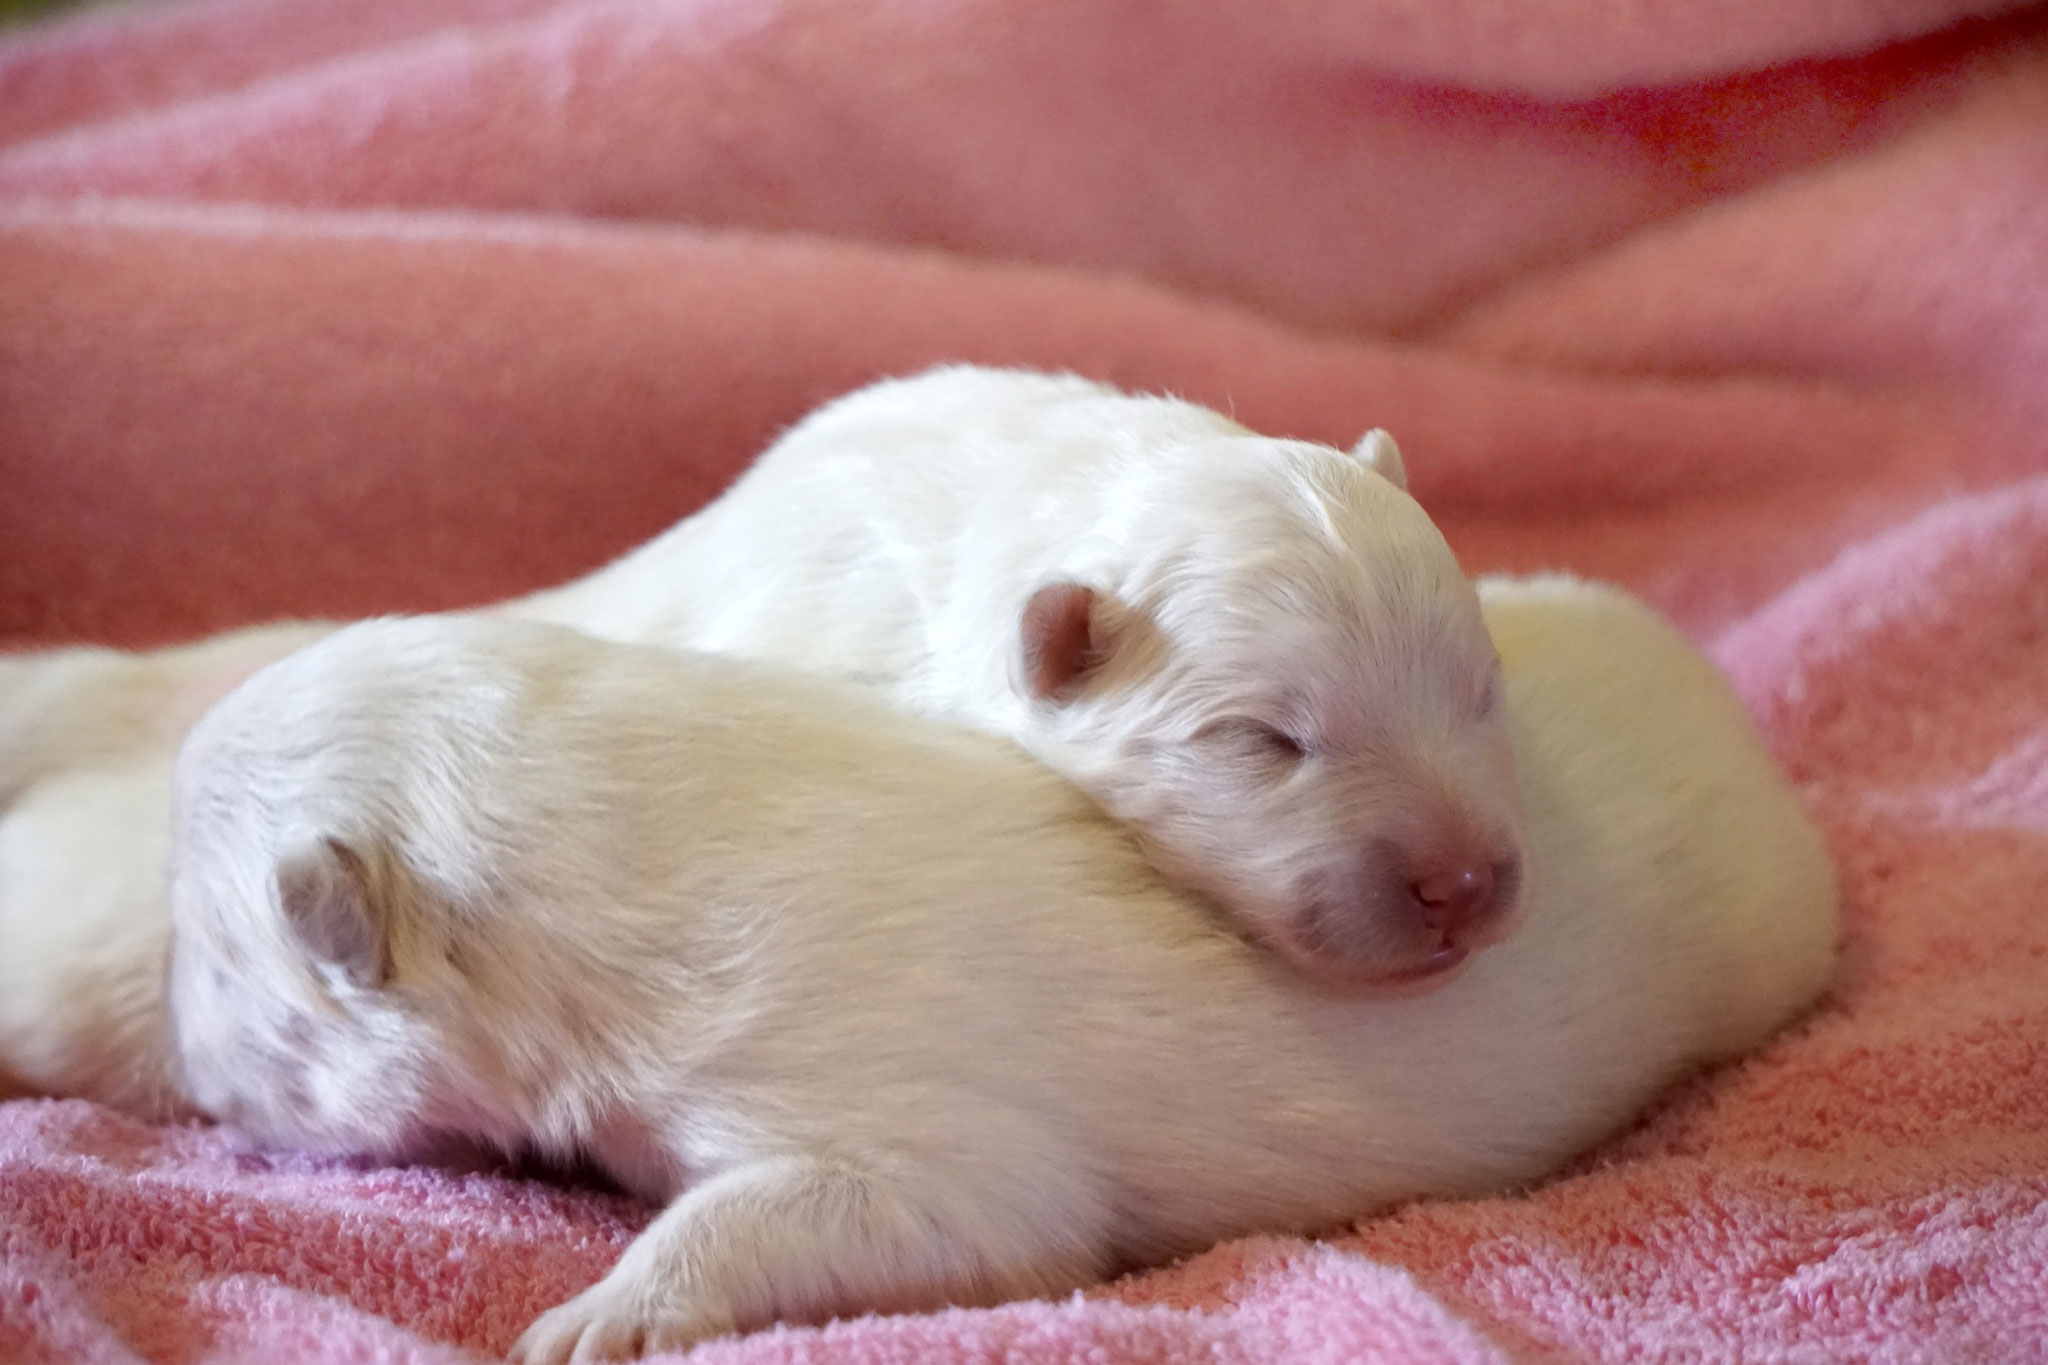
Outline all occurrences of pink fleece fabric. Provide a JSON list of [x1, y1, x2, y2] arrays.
[[4, 0, 2047, 1360]]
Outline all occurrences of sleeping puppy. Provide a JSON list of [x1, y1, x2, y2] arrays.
[[515, 365, 1524, 985], [5, 367, 1511, 1114], [0, 621, 332, 808], [165, 583, 1838, 1364], [0, 754, 192, 1115], [0, 622, 330, 1113]]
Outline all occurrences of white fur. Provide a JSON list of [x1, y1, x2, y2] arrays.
[[0, 756, 191, 1115], [0, 622, 330, 1111], [2, 367, 1508, 1109], [515, 367, 1523, 983], [0, 621, 331, 807], [166, 586, 1837, 1364]]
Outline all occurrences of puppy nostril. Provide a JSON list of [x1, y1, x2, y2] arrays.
[[1409, 865, 1495, 934]]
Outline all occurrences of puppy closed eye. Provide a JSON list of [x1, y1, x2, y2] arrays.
[[1199, 718, 1310, 767]]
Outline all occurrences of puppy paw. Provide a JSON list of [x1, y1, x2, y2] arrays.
[[510, 1279, 733, 1365]]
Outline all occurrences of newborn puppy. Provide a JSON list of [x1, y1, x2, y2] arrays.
[[167, 591, 1837, 1364], [0, 755, 192, 1115], [0, 622, 330, 1112], [9, 367, 1506, 1118], [518, 366, 1522, 984], [0, 621, 330, 807]]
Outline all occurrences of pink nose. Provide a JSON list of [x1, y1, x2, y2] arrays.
[[1409, 864, 1500, 943]]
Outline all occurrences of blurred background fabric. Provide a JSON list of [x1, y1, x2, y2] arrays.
[[2, 0, 2046, 1361], [0, 0, 92, 26]]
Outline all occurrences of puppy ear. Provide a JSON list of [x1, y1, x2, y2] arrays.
[[1017, 581, 1112, 703], [275, 837, 393, 990], [1350, 429, 1407, 491]]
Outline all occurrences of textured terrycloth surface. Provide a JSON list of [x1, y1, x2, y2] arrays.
[[3, 0, 2047, 1360]]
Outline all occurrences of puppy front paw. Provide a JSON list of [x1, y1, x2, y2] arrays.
[[508, 1150, 1085, 1363], [510, 1278, 733, 1365]]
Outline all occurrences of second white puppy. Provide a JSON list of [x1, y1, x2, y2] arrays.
[[167, 584, 1838, 1364], [0, 622, 329, 1112]]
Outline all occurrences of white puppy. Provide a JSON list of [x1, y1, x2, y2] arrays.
[[0, 622, 330, 1112], [519, 366, 1524, 984], [4, 366, 1511, 1111], [0, 756, 192, 1115], [166, 583, 1837, 1365], [0, 621, 331, 807]]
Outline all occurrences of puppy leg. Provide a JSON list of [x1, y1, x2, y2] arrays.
[[511, 1153, 1103, 1365]]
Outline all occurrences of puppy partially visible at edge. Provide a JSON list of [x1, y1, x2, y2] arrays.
[[166, 583, 1839, 1365], [0, 622, 332, 808], [0, 622, 330, 1112]]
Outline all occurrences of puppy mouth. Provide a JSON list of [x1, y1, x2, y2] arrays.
[[1349, 945, 1472, 994], [1295, 943, 1472, 994], [1371, 945, 1470, 983], [1272, 905, 1476, 994]]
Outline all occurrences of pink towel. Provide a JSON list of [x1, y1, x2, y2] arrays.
[[2, 0, 2046, 1359]]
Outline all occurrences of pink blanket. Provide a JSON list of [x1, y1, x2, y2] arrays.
[[4, 0, 2047, 1359]]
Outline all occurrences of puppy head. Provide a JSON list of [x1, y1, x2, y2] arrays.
[[163, 622, 539, 1163], [1013, 432, 1525, 989], [166, 838, 449, 1159]]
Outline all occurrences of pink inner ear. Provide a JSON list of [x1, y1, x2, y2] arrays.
[[277, 838, 389, 989], [1019, 582, 1101, 702]]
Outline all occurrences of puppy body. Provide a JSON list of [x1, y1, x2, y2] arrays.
[[0, 622, 330, 1112], [3, 366, 1511, 1111], [0, 621, 331, 807], [167, 588, 1837, 1363], [0, 756, 192, 1114], [515, 366, 1525, 983]]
